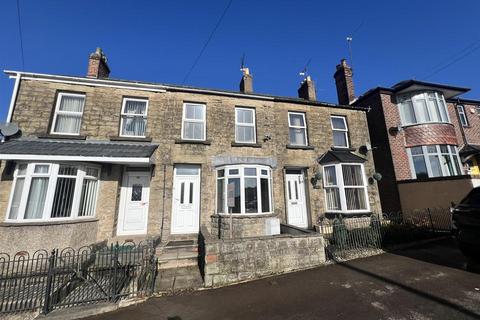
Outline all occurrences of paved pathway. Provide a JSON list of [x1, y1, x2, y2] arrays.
[[86, 238, 480, 320]]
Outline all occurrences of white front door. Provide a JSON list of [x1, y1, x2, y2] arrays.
[[285, 170, 308, 228], [171, 165, 201, 234], [117, 171, 150, 236]]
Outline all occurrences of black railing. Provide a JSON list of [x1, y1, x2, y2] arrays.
[[320, 207, 452, 260], [0, 241, 158, 314]]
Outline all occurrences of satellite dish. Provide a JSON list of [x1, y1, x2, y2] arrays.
[[0, 122, 19, 137]]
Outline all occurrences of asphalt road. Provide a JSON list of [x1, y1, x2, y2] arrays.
[[86, 238, 480, 320]]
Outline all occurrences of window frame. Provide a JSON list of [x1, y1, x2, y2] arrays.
[[397, 91, 450, 126], [407, 145, 463, 179], [50, 92, 86, 136], [181, 102, 207, 141], [235, 107, 256, 144], [215, 164, 273, 215], [288, 111, 308, 146], [119, 97, 149, 138], [457, 105, 469, 127], [322, 163, 370, 213], [330, 115, 350, 148], [5, 162, 101, 223]]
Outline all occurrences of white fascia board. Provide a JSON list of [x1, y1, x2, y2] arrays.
[[3, 70, 275, 100], [0, 154, 152, 164]]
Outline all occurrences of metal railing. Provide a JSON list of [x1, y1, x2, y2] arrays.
[[0, 241, 158, 314], [320, 207, 452, 260]]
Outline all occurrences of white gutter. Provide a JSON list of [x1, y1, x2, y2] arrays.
[[0, 154, 152, 165], [6, 72, 21, 123], [4, 70, 275, 101]]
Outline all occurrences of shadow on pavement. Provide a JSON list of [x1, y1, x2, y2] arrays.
[[387, 237, 480, 274], [337, 258, 480, 319]]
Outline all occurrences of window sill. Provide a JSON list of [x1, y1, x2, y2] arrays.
[[38, 134, 87, 140], [401, 122, 453, 129], [231, 142, 262, 148], [175, 139, 212, 145], [0, 218, 99, 227], [213, 212, 277, 219], [286, 145, 314, 150], [110, 136, 153, 142]]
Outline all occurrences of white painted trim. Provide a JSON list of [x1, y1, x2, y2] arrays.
[[330, 115, 350, 148], [181, 102, 206, 141], [4, 70, 274, 100], [288, 112, 308, 146], [171, 165, 201, 234], [119, 97, 149, 138], [0, 154, 152, 164], [235, 107, 256, 144], [6, 72, 21, 123]]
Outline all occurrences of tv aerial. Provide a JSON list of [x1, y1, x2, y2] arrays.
[[299, 58, 312, 77], [0, 122, 19, 142]]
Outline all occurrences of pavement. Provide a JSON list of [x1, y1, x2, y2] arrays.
[[85, 238, 480, 320]]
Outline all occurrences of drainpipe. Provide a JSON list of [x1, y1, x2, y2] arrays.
[[6, 72, 21, 123], [159, 164, 167, 243]]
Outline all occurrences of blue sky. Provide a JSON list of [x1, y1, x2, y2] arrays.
[[1, 1, 480, 121]]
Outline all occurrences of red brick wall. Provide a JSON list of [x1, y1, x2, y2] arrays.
[[404, 123, 457, 147], [448, 102, 480, 146]]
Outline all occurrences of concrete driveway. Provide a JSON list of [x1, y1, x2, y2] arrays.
[[86, 238, 480, 320]]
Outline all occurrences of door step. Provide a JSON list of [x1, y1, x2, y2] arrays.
[[155, 241, 203, 292]]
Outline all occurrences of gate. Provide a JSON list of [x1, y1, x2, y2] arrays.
[[0, 241, 158, 314]]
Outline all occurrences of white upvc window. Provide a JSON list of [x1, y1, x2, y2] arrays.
[[120, 98, 148, 137], [397, 91, 450, 126], [323, 163, 369, 213], [235, 107, 256, 143], [6, 163, 100, 222], [216, 165, 273, 215], [51, 93, 86, 135], [457, 105, 469, 127], [407, 145, 463, 179], [288, 112, 308, 146], [331, 116, 349, 148], [182, 103, 206, 141]]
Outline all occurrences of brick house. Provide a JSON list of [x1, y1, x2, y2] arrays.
[[343, 61, 480, 212], [0, 49, 381, 254]]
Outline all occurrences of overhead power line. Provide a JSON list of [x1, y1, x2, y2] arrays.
[[16, 0, 25, 69], [182, 0, 233, 84], [421, 39, 480, 80]]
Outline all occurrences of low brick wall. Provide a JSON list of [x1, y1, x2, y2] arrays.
[[210, 214, 279, 238], [200, 226, 326, 287]]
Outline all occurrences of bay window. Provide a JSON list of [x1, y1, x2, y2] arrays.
[[216, 165, 272, 214], [7, 163, 100, 222], [397, 91, 450, 126], [323, 164, 369, 213], [407, 145, 463, 179], [120, 98, 148, 137], [51, 93, 85, 135]]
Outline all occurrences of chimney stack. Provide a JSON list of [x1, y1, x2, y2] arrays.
[[298, 76, 316, 101], [87, 48, 110, 79], [239, 68, 253, 93], [334, 59, 355, 105]]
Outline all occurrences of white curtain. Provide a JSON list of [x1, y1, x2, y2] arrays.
[[289, 128, 306, 145], [184, 121, 204, 140], [79, 179, 98, 217], [54, 96, 84, 134], [24, 177, 49, 219], [8, 178, 25, 219], [122, 117, 147, 136]]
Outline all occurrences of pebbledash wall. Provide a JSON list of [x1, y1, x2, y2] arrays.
[[0, 73, 382, 254], [355, 87, 480, 212]]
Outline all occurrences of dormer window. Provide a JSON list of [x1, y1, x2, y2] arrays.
[[397, 91, 449, 126]]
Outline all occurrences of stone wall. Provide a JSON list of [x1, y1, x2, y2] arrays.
[[200, 226, 326, 287], [210, 214, 279, 238]]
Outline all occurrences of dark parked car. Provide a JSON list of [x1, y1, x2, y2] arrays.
[[451, 187, 480, 260]]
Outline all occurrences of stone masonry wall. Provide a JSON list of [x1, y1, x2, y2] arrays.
[[200, 227, 326, 287], [1, 78, 382, 246]]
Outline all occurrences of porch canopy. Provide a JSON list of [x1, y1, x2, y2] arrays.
[[317, 150, 366, 165], [0, 138, 158, 164], [459, 144, 480, 162]]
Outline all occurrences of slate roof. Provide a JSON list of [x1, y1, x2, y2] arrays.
[[318, 150, 366, 165], [0, 139, 158, 158]]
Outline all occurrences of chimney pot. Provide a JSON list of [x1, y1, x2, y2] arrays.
[[239, 68, 253, 93], [334, 59, 355, 105], [87, 47, 110, 79], [298, 76, 316, 101]]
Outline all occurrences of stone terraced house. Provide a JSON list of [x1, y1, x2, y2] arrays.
[[0, 49, 382, 263]]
